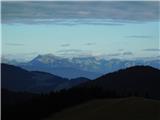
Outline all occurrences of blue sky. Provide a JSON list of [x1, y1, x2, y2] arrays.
[[1, 1, 160, 60]]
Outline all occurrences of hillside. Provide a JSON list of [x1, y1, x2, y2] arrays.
[[45, 97, 160, 120], [81, 66, 160, 99], [2, 64, 160, 120], [1, 63, 89, 93]]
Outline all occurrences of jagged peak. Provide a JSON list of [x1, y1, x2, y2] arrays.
[[31, 53, 63, 64]]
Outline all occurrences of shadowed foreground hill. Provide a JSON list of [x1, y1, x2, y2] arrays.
[[81, 66, 160, 99], [45, 97, 160, 120], [1, 63, 89, 93], [2, 64, 160, 120]]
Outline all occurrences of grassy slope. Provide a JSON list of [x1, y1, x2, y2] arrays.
[[45, 97, 160, 120]]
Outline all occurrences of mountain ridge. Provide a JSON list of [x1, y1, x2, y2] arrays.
[[1, 63, 90, 93], [80, 65, 160, 99], [20, 54, 101, 79], [3, 54, 159, 79]]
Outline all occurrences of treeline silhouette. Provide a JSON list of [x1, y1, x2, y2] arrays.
[[2, 86, 150, 120]]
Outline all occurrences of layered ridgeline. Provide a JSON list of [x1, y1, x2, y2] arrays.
[[2, 63, 160, 98], [2, 54, 160, 79], [80, 66, 160, 99], [2, 63, 160, 120], [1, 63, 90, 93]]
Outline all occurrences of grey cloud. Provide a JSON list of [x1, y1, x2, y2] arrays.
[[107, 53, 121, 57], [61, 44, 70, 47], [107, 52, 133, 56], [2, 1, 159, 24], [123, 52, 133, 55], [85, 42, 96, 46], [143, 48, 160, 51], [117, 49, 124, 51], [127, 35, 153, 39], [5, 43, 24, 46], [57, 49, 84, 53], [56, 49, 92, 57], [2, 19, 125, 26]]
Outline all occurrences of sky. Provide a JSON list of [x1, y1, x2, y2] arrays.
[[1, 1, 160, 60]]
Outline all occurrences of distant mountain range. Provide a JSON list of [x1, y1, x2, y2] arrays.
[[2, 54, 160, 79], [1, 63, 89, 93]]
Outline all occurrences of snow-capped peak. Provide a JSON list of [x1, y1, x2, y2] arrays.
[[31, 54, 63, 64]]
